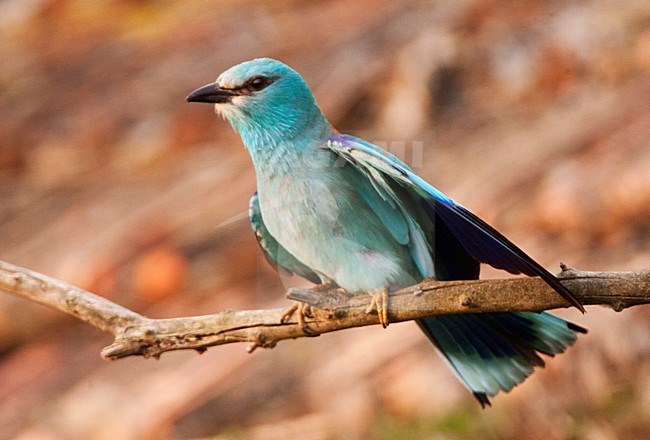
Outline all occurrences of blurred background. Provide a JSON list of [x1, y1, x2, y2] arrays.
[[1, 0, 649, 439]]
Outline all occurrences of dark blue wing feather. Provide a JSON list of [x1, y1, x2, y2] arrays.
[[422, 197, 584, 311]]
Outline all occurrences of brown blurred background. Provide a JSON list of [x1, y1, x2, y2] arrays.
[[1, 0, 649, 439]]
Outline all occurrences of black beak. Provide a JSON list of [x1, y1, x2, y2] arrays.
[[186, 82, 237, 103]]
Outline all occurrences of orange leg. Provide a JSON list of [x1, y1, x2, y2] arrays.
[[365, 288, 390, 328], [281, 282, 338, 335], [280, 301, 317, 335]]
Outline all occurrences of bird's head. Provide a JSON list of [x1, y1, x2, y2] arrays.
[[187, 58, 327, 144]]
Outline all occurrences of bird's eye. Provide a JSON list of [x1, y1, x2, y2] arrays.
[[249, 76, 270, 91]]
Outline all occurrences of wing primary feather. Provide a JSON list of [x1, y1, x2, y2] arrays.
[[432, 200, 585, 313]]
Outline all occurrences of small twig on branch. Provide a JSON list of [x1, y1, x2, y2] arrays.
[[0, 260, 648, 361]]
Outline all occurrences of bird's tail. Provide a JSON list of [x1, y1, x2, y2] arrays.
[[417, 311, 587, 407]]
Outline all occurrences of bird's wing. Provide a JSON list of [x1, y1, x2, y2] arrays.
[[327, 134, 584, 312], [249, 192, 321, 284]]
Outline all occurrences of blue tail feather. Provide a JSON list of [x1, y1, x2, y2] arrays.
[[418, 312, 586, 407]]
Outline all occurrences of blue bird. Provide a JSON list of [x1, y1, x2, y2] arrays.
[[187, 58, 587, 407]]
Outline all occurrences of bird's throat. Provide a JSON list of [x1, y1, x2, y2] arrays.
[[238, 111, 333, 177]]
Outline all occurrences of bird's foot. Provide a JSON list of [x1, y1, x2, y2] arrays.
[[280, 301, 319, 336], [365, 288, 390, 328]]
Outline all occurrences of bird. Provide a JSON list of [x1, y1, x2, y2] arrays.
[[186, 58, 587, 407]]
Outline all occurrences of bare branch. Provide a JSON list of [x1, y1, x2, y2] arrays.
[[0, 261, 143, 334], [1, 260, 648, 361]]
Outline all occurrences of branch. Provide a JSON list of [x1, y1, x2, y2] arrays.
[[1, 260, 648, 360]]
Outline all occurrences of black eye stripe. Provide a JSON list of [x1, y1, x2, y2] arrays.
[[245, 76, 274, 91], [219, 76, 276, 94]]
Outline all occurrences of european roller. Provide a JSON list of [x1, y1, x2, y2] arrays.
[[187, 58, 586, 407]]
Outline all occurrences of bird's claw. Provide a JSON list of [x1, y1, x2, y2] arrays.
[[365, 289, 390, 328], [280, 301, 319, 336]]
